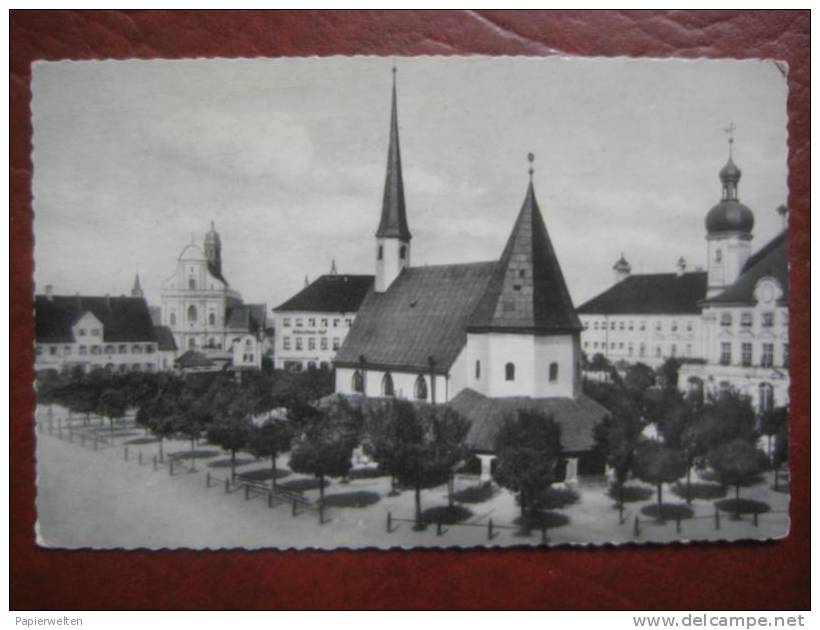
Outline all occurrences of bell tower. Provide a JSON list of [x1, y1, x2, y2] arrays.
[[374, 67, 412, 293], [204, 220, 222, 279]]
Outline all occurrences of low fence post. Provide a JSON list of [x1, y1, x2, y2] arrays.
[[206, 471, 211, 488], [676, 514, 682, 535], [436, 519, 443, 537], [292, 499, 298, 517], [487, 519, 494, 541], [245, 484, 250, 501], [633, 516, 640, 538], [715, 508, 721, 530], [386, 511, 393, 533]]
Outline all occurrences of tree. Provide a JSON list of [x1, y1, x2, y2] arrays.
[[206, 396, 254, 482], [623, 362, 656, 396], [494, 409, 563, 521], [136, 385, 180, 463], [593, 398, 644, 507], [173, 390, 212, 471], [633, 439, 687, 519], [35, 370, 64, 417], [247, 418, 294, 490], [760, 406, 788, 462], [708, 438, 769, 516], [289, 397, 360, 504], [97, 388, 127, 433], [657, 357, 681, 389]]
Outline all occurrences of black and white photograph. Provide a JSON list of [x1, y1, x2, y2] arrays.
[[32, 55, 790, 549]]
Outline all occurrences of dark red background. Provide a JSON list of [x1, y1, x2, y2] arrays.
[[10, 10, 810, 610]]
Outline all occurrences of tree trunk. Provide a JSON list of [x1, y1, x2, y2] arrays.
[[189, 437, 196, 471], [618, 480, 624, 508], [319, 475, 325, 504], [448, 474, 454, 508], [686, 466, 692, 504], [415, 485, 422, 523], [657, 483, 663, 520], [767, 435, 773, 462], [774, 467, 779, 491], [520, 491, 527, 521], [735, 483, 741, 519], [231, 448, 237, 482], [271, 453, 277, 491]]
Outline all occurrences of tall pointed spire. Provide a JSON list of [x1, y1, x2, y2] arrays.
[[468, 155, 581, 333], [131, 272, 144, 298], [376, 67, 411, 241]]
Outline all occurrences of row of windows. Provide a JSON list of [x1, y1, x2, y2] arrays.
[[689, 379, 776, 414], [282, 317, 352, 329], [719, 342, 788, 368], [585, 319, 695, 333], [75, 328, 101, 337], [584, 340, 693, 358], [719, 311, 782, 328], [37, 343, 156, 357], [282, 336, 341, 351], [168, 308, 218, 327]]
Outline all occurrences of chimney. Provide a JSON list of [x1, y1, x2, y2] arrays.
[[777, 204, 788, 231], [676, 257, 687, 276], [45, 284, 53, 301]]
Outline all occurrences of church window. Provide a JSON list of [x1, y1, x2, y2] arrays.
[[715, 249, 722, 263], [245, 339, 252, 348], [720, 342, 731, 366], [321, 337, 328, 350], [610, 342, 615, 350], [208, 312, 216, 326], [720, 312, 732, 327], [619, 321, 624, 330], [655, 321, 662, 331], [169, 313, 176, 326], [505, 362, 515, 381], [782, 311, 788, 327], [296, 318, 303, 327], [741, 342, 752, 367], [761, 312, 774, 328], [518, 269, 526, 278], [593, 342, 598, 349], [741, 312, 753, 328], [64, 346, 72, 356], [548, 362, 558, 382], [283, 337, 290, 350], [146, 344, 155, 354], [132, 364, 141, 371], [308, 361, 316, 370], [758, 383, 774, 413], [91, 328, 101, 337], [618, 342, 624, 349], [687, 321, 693, 332], [610, 321, 615, 330], [475, 360, 481, 379], [414, 375, 428, 400], [48, 346, 57, 356], [346, 318, 352, 326], [295, 338, 303, 351], [188, 278, 196, 290], [382, 372, 394, 397], [686, 344, 692, 357], [187, 305, 198, 323], [399, 245, 407, 260], [377, 245, 383, 261], [628, 321, 633, 331], [352, 370, 364, 393], [760, 343, 774, 368], [628, 343, 633, 356], [333, 319, 339, 327]]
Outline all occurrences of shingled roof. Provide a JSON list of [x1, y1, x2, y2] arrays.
[[704, 231, 788, 305], [467, 182, 582, 334], [35, 295, 157, 344], [274, 275, 374, 314], [334, 262, 496, 373], [449, 388, 608, 454], [577, 271, 708, 315]]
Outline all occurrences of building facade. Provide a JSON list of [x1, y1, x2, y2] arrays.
[[272, 266, 373, 371], [160, 222, 268, 370]]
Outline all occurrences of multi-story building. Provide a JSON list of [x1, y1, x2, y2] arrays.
[[161, 222, 268, 369], [35, 285, 165, 374], [272, 264, 373, 371]]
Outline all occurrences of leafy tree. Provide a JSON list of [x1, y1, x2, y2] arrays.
[[173, 390, 212, 471], [62, 377, 100, 425], [136, 381, 182, 462], [361, 399, 412, 494], [593, 399, 644, 507], [289, 397, 360, 504], [623, 362, 656, 396], [206, 396, 254, 482], [97, 388, 127, 433], [494, 409, 563, 521], [760, 406, 788, 462], [247, 418, 294, 490], [657, 357, 681, 389], [35, 370, 65, 417], [708, 438, 770, 516], [633, 439, 687, 518], [588, 353, 612, 372]]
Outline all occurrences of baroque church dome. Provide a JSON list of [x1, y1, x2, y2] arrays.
[[705, 157, 754, 236]]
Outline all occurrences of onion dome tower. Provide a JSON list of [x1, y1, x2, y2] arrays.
[[705, 124, 754, 298], [612, 253, 631, 285]]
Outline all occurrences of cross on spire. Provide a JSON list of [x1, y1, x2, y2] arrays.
[[723, 122, 736, 157]]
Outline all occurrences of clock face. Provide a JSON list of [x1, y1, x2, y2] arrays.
[[756, 279, 780, 304]]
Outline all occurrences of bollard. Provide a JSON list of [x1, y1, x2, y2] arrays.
[[541, 527, 548, 546], [152, 455, 158, 471], [715, 508, 721, 530], [436, 519, 443, 536], [753, 511, 759, 527], [487, 519, 494, 541], [676, 514, 682, 534], [634, 516, 640, 538], [124, 446, 129, 461], [245, 484, 250, 500], [225, 478, 230, 493], [387, 511, 393, 533], [292, 499, 298, 517], [268, 492, 273, 509], [206, 472, 211, 488]]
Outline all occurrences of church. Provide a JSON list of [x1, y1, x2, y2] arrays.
[[333, 71, 608, 480]]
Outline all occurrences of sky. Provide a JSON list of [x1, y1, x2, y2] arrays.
[[32, 56, 788, 311]]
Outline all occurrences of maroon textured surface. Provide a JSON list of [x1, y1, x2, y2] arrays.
[[10, 10, 810, 610]]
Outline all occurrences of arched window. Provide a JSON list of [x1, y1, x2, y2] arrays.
[[758, 383, 774, 413], [549, 362, 559, 382], [475, 360, 481, 380], [169, 313, 176, 326], [377, 245, 383, 261], [208, 312, 216, 326], [188, 277, 196, 290], [187, 305, 197, 323], [399, 245, 407, 260], [352, 370, 364, 393], [414, 375, 428, 400], [505, 362, 515, 381], [382, 372, 395, 397]]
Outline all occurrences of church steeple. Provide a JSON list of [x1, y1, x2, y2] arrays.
[[204, 220, 223, 281], [131, 272, 144, 299], [374, 67, 412, 293]]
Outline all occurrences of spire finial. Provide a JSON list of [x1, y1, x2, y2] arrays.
[[210, 219, 215, 231], [723, 122, 736, 158], [527, 152, 535, 180]]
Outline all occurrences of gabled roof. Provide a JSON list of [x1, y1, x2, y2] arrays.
[[448, 388, 608, 454], [375, 72, 411, 241], [226, 303, 268, 334], [467, 182, 581, 334], [334, 262, 496, 373], [577, 271, 708, 315], [273, 275, 374, 314], [704, 231, 788, 305], [35, 295, 157, 344], [153, 325, 178, 352]]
